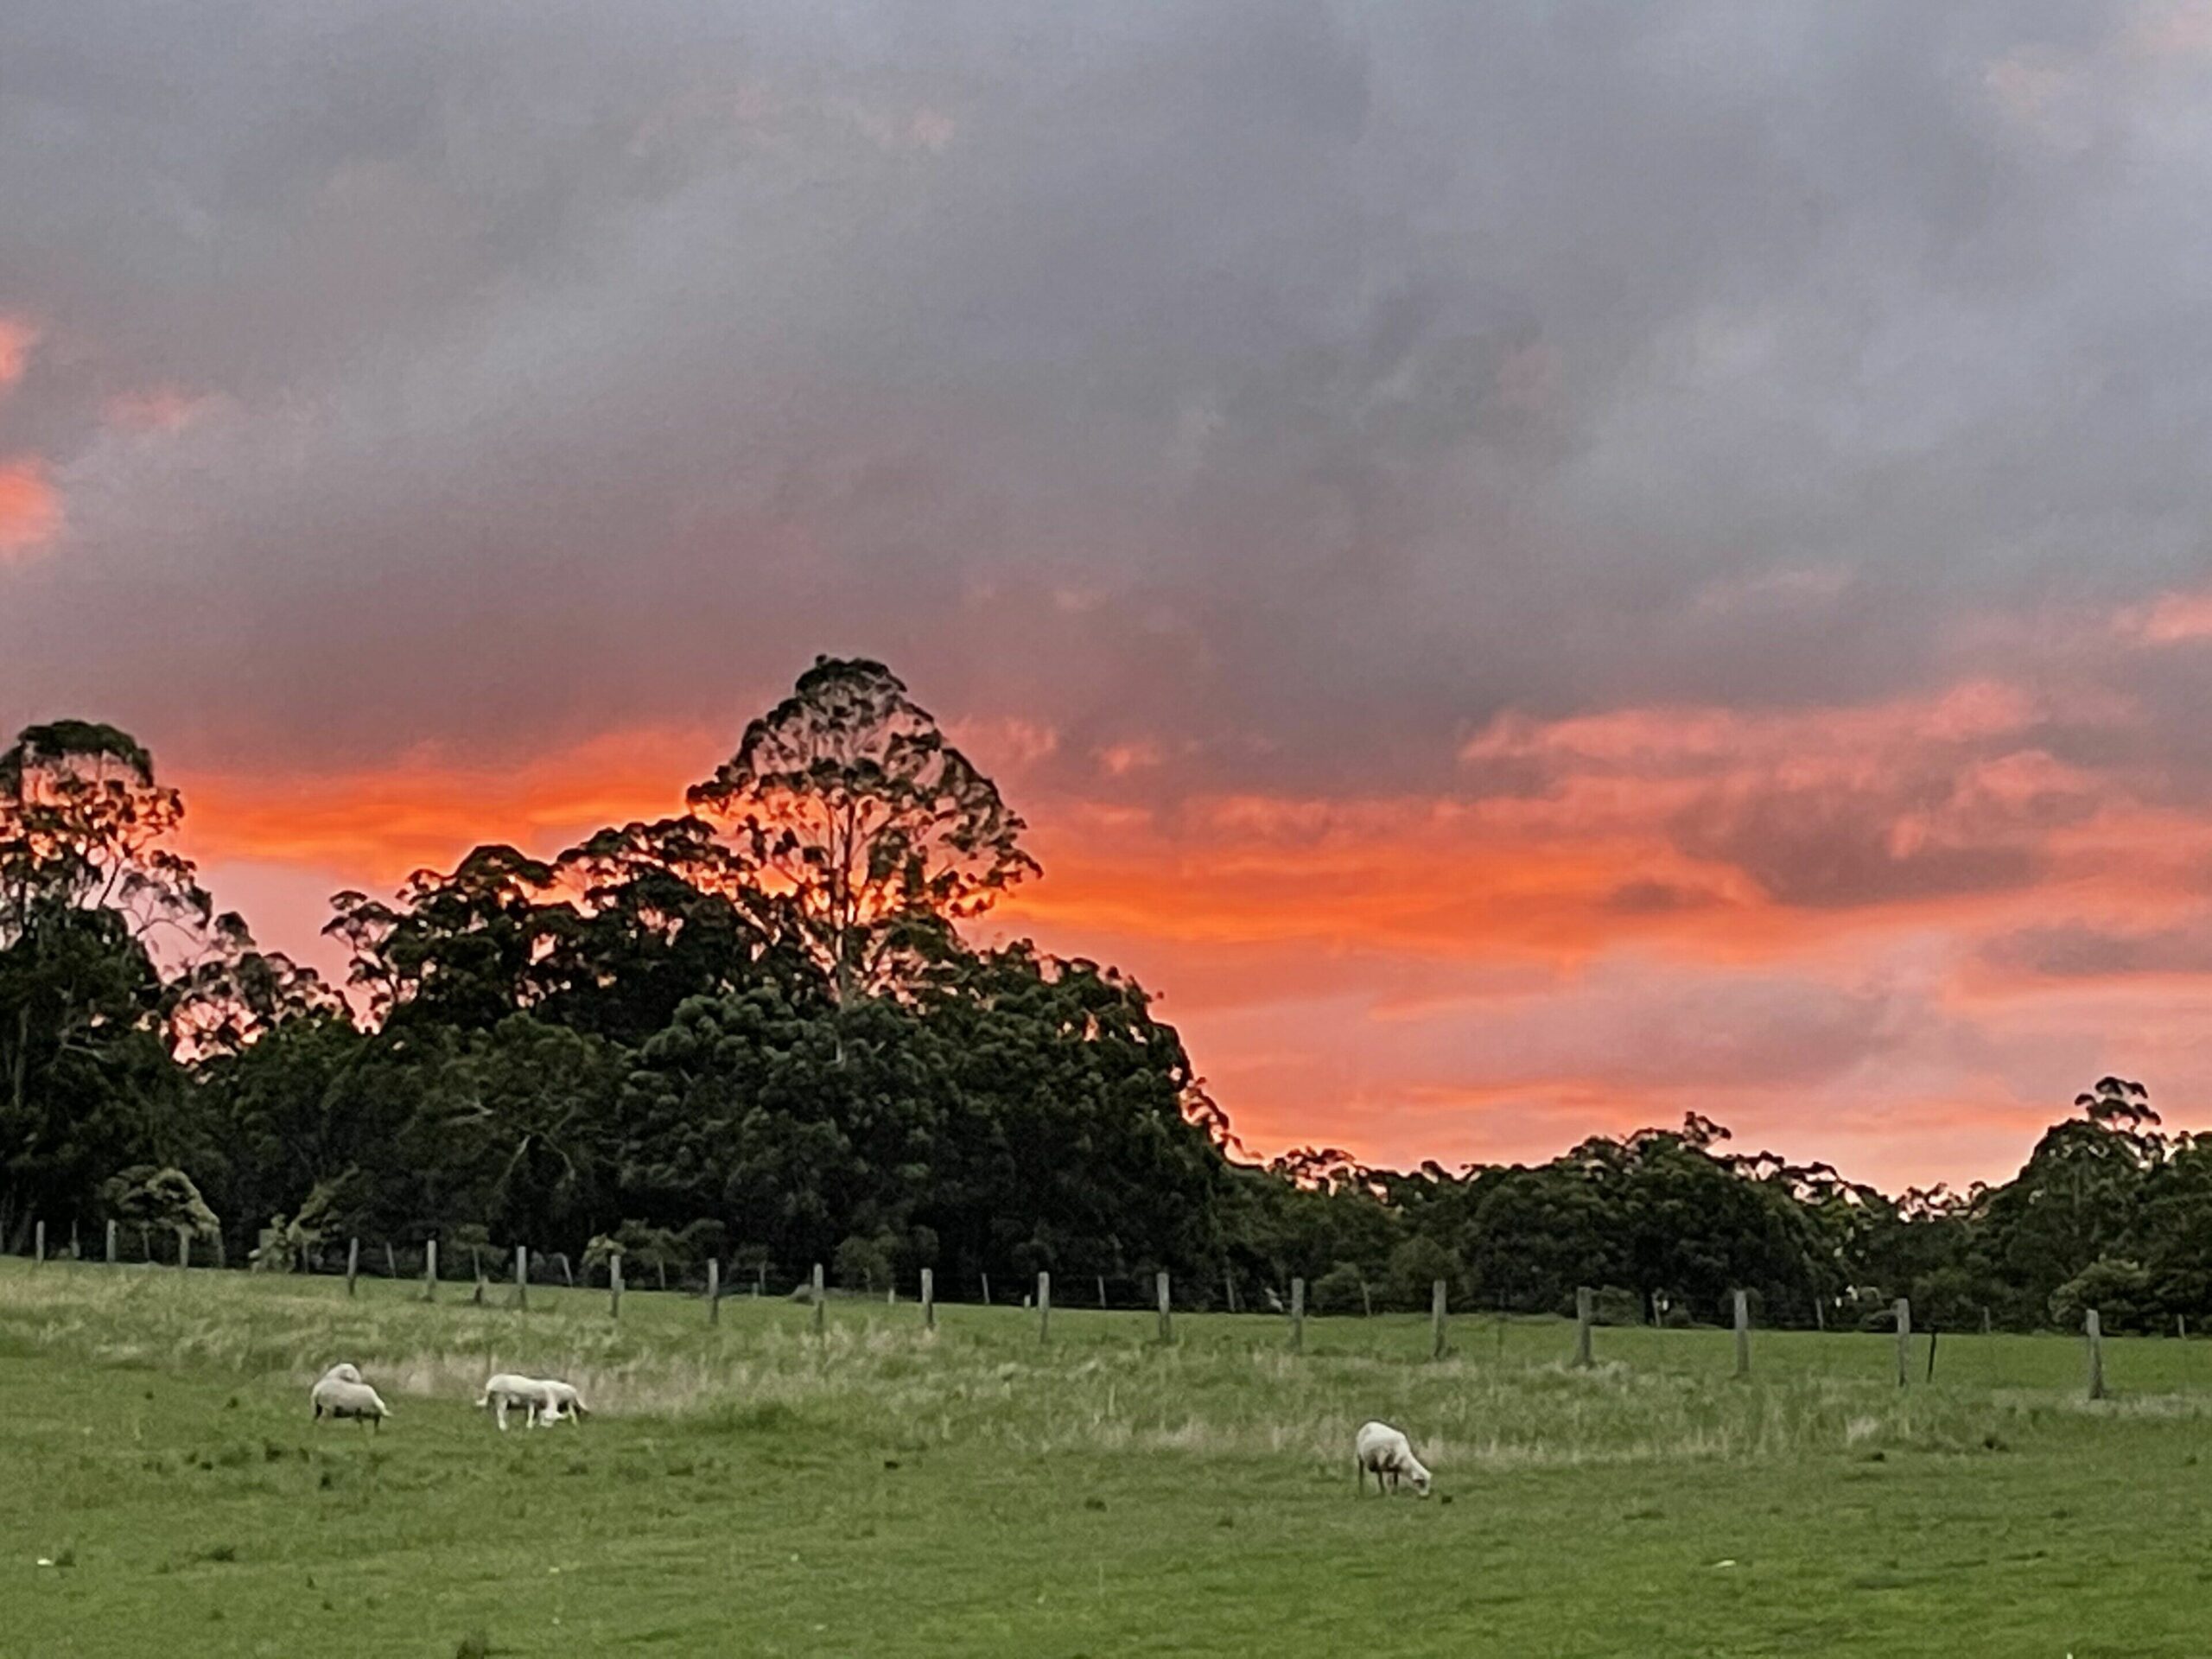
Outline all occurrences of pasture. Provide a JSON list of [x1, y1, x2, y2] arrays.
[[0, 1260, 2197, 1656]]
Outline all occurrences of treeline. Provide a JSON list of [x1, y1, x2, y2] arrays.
[[0, 660, 2202, 1330]]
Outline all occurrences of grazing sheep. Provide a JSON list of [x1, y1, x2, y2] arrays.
[[476, 1372, 562, 1431], [535, 1378, 588, 1425], [316, 1362, 362, 1387], [311, 1375, 390, 1430], [1353, 1420, 1431, 1497]]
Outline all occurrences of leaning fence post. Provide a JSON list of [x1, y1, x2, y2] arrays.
[[1039, 1271, 1051, 1344], [33, 1219, 43, 1268], [1290, 1276, 1306, 1355], [921, 1266, 936, 1330], [981, 1270, 992, 1307], [812, 1262, 826, 1338], [1733, 1289, 1751, 1379], [105, 1219, 117, 1265], [1156, 1270, 1173, 1344], [1894, 1298, 1912, 1388], [1431, 1279, 1449, 1360], [707, 1259, 720, 1325], [2086, 1308, 2106, 1402], [514, 1244, 528, 1311], [609, 1250, 624, 1320], [1814, 1296, 1826, 1333], [1573, 1286, 1594, 1368], [1097, 1273, 1107, 1309], [346, 1237, 359, 1298]]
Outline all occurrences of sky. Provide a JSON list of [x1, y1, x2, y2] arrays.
[[7, 2, 2212, 1192]]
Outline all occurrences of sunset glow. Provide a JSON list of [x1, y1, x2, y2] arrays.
[[13, 3, 2212, 1192]]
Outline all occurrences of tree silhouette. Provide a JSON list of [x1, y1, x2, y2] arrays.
[[689, 657, 1039, 1005]]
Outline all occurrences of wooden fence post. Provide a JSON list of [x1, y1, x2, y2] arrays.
[[177, 1227, 191, 1271], [1156, 1270, 1173, 1344], [1814, 1296, 1826, 1333], [609, 1250, 624, 1320], [1039, 1271, 1051, 1344], [1982, 1306, 1993, 1337], [1290, 1276, 1306, 1355], [1573, 1286, 1594, 1368], [383, 1242, 396, 1280], [346, 1237, 359, 1299], [425, 1238, 438, 1301], [105, 1219, 117, 1265], [2180, 1313, 2190, 1342], [2086, 1309, 2106, 1402], [1894, 1298, 1911, 1388], [33, 1220, 43, 1268], [1733, 1289, 1751, 1379], [68, 1222, 78, 1261], [707, 1259, 720, 1325], [1431, 1279, 1449, 1360], [981, 1270, 992, 1307], [514, 1244, 528, 1312], [1097, 1274, 1107, 1309], [922, 1267, 936, 1331], [812, 1262, 826, 1338]]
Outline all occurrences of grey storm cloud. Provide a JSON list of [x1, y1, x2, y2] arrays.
[[2, 0, 2209, 806]]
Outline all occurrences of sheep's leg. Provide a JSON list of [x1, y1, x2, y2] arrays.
[[495, 1398, 509, 1432]]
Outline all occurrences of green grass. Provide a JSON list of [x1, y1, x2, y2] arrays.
[[0, 1259, 2202, 1656]]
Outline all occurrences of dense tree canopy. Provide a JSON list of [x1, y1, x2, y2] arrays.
[[1, 664, 2205, 1325]]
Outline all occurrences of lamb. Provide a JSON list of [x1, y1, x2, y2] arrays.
[[1353, 1420, 1432, 1497], [476, 1372, 556, 1431], [311, 1373, 390, 1430], [534, 1378, 588, 1425]]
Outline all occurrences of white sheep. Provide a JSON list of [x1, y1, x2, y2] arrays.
[[535, 1378, 589, 1425], [311, 1374, 390, 1430], [476, 1372, 555, 1431], [1353, 1420, 1431, 1497], [316, 1362, 362, 1387]]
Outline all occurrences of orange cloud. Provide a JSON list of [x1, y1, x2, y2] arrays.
[[161, 669, 2212, 1192], [2126, 586, 2212, 644], [175, 726, 727, 884], [0, 316, 35, 392], [0, 456, 60, 557]]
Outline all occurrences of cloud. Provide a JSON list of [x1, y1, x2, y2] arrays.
[[0, 316, 35, 392], [0, 457, 60, 557], [12, 1, 2212, 1184]]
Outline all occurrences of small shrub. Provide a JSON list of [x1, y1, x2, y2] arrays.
[[1310, 1262, 1368, 1315]]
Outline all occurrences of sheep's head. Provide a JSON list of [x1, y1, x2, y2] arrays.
[[1407, 1462, 1433, 1497]]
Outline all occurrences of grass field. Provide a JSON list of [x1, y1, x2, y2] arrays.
[[0, 1260, 2201, 1656]]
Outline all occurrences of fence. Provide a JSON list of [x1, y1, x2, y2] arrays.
[[0, 1227, 2154, 1402]]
